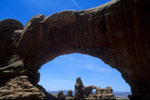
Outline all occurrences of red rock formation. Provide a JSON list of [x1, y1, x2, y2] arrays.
[[57, 90, 65, 100], [74, 77, 84, 99], [74, 77, 115, 99], [67, 90, 73, 97], [0, 0, 150, 100]]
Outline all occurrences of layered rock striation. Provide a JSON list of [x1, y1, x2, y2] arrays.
[[0, 0, 150, 100]]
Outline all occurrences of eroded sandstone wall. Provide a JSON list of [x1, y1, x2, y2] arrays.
[[0, 0, 150, 100]]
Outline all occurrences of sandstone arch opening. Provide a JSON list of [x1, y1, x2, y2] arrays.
[[0, 0, 149, 99], [38, 53, 131, 96], [92, 89, 96, 94]]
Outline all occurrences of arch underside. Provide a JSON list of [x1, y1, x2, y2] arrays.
[[0, 0, 150, 100]]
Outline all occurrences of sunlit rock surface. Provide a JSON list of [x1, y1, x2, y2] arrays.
[[73, 77, 116, 100], [54, 77, 126, 100], [0, 0, 150, 99]]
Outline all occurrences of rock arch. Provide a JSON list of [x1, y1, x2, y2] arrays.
[[0, 0, 150, 100]]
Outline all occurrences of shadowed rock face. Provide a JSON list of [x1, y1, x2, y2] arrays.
[[0, 0, 150, 100], [74, 77, 84, 99]]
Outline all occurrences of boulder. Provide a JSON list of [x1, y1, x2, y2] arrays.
[[67, 90, 73, 97], [57, 90, 65, 100]]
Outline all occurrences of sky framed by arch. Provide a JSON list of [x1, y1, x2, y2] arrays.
[[39, 53, 131, 92]]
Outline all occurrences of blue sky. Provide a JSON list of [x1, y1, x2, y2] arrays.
[[40, 53, 131, 92], [1, 0, 130, 92], [0, 0, 110, 25]]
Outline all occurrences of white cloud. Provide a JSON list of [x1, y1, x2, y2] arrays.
[[71, 0, 81, 9], [46, 53, 116, 73], [77, 62, 114, 73]]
